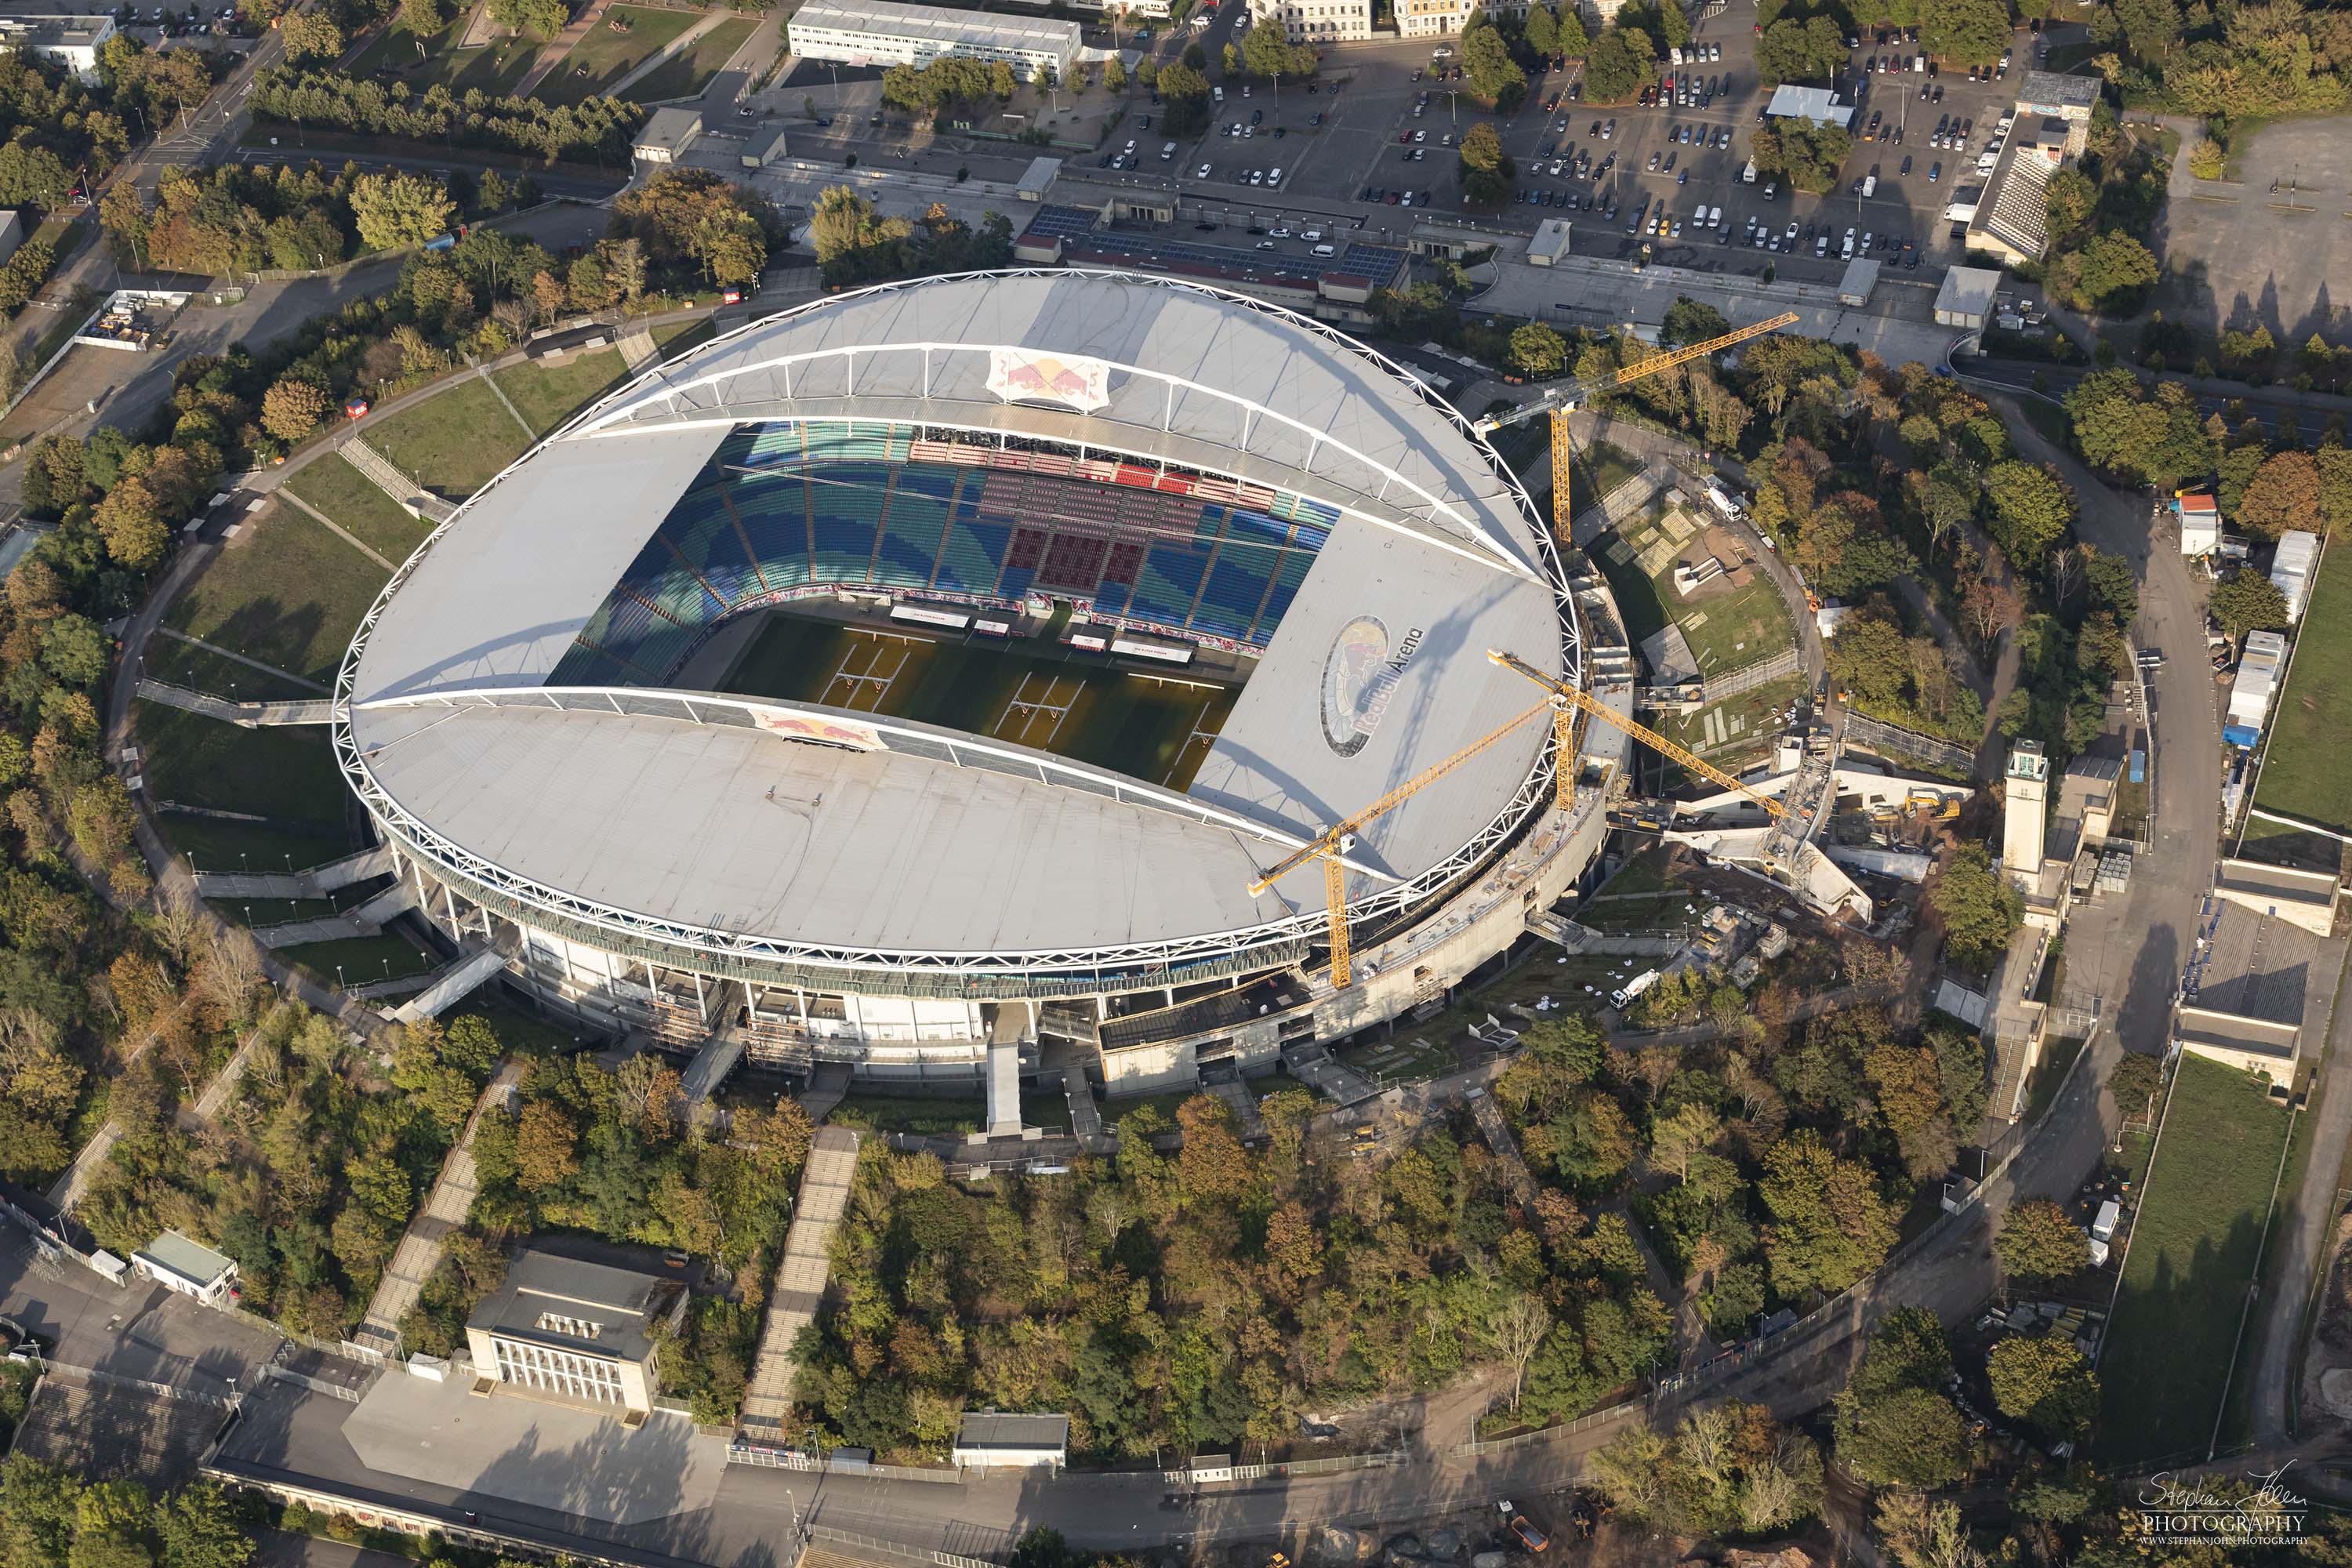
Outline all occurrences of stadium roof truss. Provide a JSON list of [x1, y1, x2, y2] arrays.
[[332, 271, 1584, 985], [564, 270, 1544, 583]]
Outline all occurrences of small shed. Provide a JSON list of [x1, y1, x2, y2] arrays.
[[1836, 256, 1880, 306], [739, 125, 789, 169], [953, 1411, 1070, 1471], [1527, 217, 1572, 267], [633, 108, 702, 165], [1933, 265, 2001, 330], [1016, 156, 1062, 202], [131, 1230, 237, 1305]]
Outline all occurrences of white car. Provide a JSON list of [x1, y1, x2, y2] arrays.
[[1196, 162, 1211, 177], [1269, 225, 1292, 238], [1249, 169, 1263, 185], [1269, 166, 1283, 183]]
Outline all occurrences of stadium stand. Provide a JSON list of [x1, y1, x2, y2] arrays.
[[550, 419, 1334, 684]]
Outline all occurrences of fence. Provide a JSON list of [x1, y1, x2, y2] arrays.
[[1704, 645, 1802, 703], [1452, 1396, 1643, 1457], [260, 1363, 362, 1403], [38, 1358, 233, 1409], [725, 1439, 963, 1483], [1842, 710, 1976, 775], [804, 1526, 1000, 1568]]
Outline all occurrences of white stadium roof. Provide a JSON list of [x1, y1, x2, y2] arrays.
[[339, 272, 1574, 981]]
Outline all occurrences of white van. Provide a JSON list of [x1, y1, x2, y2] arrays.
[[1312, 243, 1336, 257], [1160, 141, 1175, 159], [1301, 227, 1324, 242], [1213, 85, 1225, 103]]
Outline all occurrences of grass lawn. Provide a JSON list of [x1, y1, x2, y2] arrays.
[[1335, 1033, 1456, 1083], [2252, 541, 2352, 833], [2220, 1089, 2315, 1450], [348, 16, 539, 98], [1103, 1089, 1207, 1128], [132, 701, 353, 828], [828, 1093, 982, 1136], [626, 16, 757, 102], [2233, 809, 2343, 877], [493, 347, 632, 438], [536, 6, 699, 107], [285, 454, 436, 565], [155, 815, 358, 875], [1578, 889, 1708, 935], [653, 318, 715, 356], [458, 993, 590, 1057], [368, 379, 535, 500], [280, 934, 438, 989], [2097, 1052, 2294, 1464], [1650, 674, 1805, 771], [141, 637, 317, 701], [164, 502, 390, 685]]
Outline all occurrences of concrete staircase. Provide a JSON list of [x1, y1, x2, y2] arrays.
[[354, 1060, 523, 1356], [193, 844, 395, 902], [797, 1060, 851, 1120], [617, 328, 659, 370], [1282, 1042, 1378, 1108], [739, 1127, 861, 1436], [340, 436, 456, 524]]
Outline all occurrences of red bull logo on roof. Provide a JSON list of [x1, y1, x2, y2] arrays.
[[747, 706, 890, 753], [987, 348, 1112, 414]]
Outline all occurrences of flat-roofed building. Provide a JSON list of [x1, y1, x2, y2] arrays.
[[633, 108, 702, 165], [1763, 84, 1853, 128], [465, 1250, 686, 1419], [2013, 70, 2099, 156], [1933, 264, 2000, 329], [132, 1231, 237, 1306], [786, 0, 1080, 83], [953, 1411, 1070, 1469], [0, 8, 116, 82]]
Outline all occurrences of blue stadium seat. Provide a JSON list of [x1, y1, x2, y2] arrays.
[[1127, 545, 1208, 627], [1191, 548, 1272, 641], [739, 424, 804, 467], [728, 475, 811, 588], [810, 463, 887, 583], [935, 516, 1011, 595], [1254, 548, 1316, 638], [662, 489, 758, 608], [875, 470, 956, 590], [1091, 581, 1131, 618]]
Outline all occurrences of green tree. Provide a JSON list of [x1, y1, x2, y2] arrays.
[[1987, 1334, 2100, 1436], [259, 376, 329, 444], [1240, 24, 1316, 81], [1929, 842, 2023, 968], [486, 0, 568, 40], [1156, 60, 1212, 136], [1995, 1197, 2092, 1284], [278, 11, 342, 63], [1552, 6, 1591, 57], [2236, 449, 2321, 539], [399, 0, 451, 34], [1831, 1307, 1972, 1486], [2188, 138, 2225, 178], [1757, 1129, 1900, 1296], [1661, 296, 1730, 346], [1509, 319, 1566, 377], [2209, 569, 2290, 640], [1755, 14, 1849, 85], [1984, 459, 2076, 567], [1581, 25, 1656, 103], [349, 172, 456, 252], [1459, 121, 1515, 205], [2060, 230, 2158, 313], [1460, 18, 1527, 109], [157, 1485, 251, 1568], [1921, 0, 2014, 61]]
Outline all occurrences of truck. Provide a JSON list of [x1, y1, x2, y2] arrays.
[[1609, 969, 1661, 1010], [1668, 45, 1684, 65], [1860, 173, 1877, 197], [1702, 478, 1744, 521], [2087, 1199, 2122, 1266], [1740, 158, 1758, 183]]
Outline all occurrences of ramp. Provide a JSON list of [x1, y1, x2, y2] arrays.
[[253, 915, 369, 948], [340, 436, 456, 524], [390, 948, 509, 1022], [680, 1016, 746, 1111], [313, 844, 398, 891], [356, 1061, 522, 1355], [133, 681, 332, 728], [799, 1060, 851, 1120], [194, 844, 393, 902], [350, 878, 419, 928], [985, 1035, 1022, 1137], [1208, 1078, 1267, 1141], [739, 1127, 861, 1436]]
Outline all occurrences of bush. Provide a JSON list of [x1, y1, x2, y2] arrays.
[[2188, 139, 2225, 179]]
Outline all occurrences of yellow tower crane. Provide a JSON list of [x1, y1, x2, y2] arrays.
[[1245, 696, 1556, 990], [1244, 314, 1806, 991], [1474, 310, 1802, 543], [1486, 647, 1790, 820]]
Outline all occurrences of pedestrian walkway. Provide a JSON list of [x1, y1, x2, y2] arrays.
[[606, 11, 728, 98], [740, 1127, 860, 1436], [798, 1060, 851, 1120], [1061, 1069, 1105, 1145], [135, 680, 334, 727], [355, 1060, 523, 1356], [680, 1016, 746, 1111], [340, 436, 455, 524], [154, 628, 330, 691], [252, 914, 370, 948], [1283, 1041, 1378, 1108], [280, 490, 394, 572], [390, 947, 510, 1024], [1208, 1077, 1266, 1141], [617, 328, 658, 370], [1469, 1091, 1537, 1207]]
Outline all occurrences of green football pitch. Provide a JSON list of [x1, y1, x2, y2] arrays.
[[718, 610, 1240, 790]]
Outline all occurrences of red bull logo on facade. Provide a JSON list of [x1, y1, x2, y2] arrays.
[[1320, 615, 1423, 757], [747, 706, 891, 753], [986, 349, 1113, 413]]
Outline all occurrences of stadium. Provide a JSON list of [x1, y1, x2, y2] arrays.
[[333, 270, 1627, 1098]]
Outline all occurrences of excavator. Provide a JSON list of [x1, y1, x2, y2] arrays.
[[1247, 312, 1800, 989]]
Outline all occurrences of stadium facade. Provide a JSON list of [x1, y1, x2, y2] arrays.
[[335, 271, 1632, 1093]]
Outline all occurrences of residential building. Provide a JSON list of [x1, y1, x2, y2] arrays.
[[132, 1231, 238, 1306], [953, 1411, 1071, 1469], [2271, 530, 2318, 622], [0, 8, 115, 82], [1248, 0, 1371, 41], [786, 0, 1081, 83], [1396, 0, 1475, 37], [464, 1250, 687, 1420], [633, 108, 702, 165], [2012, 70, 2099, 157]]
